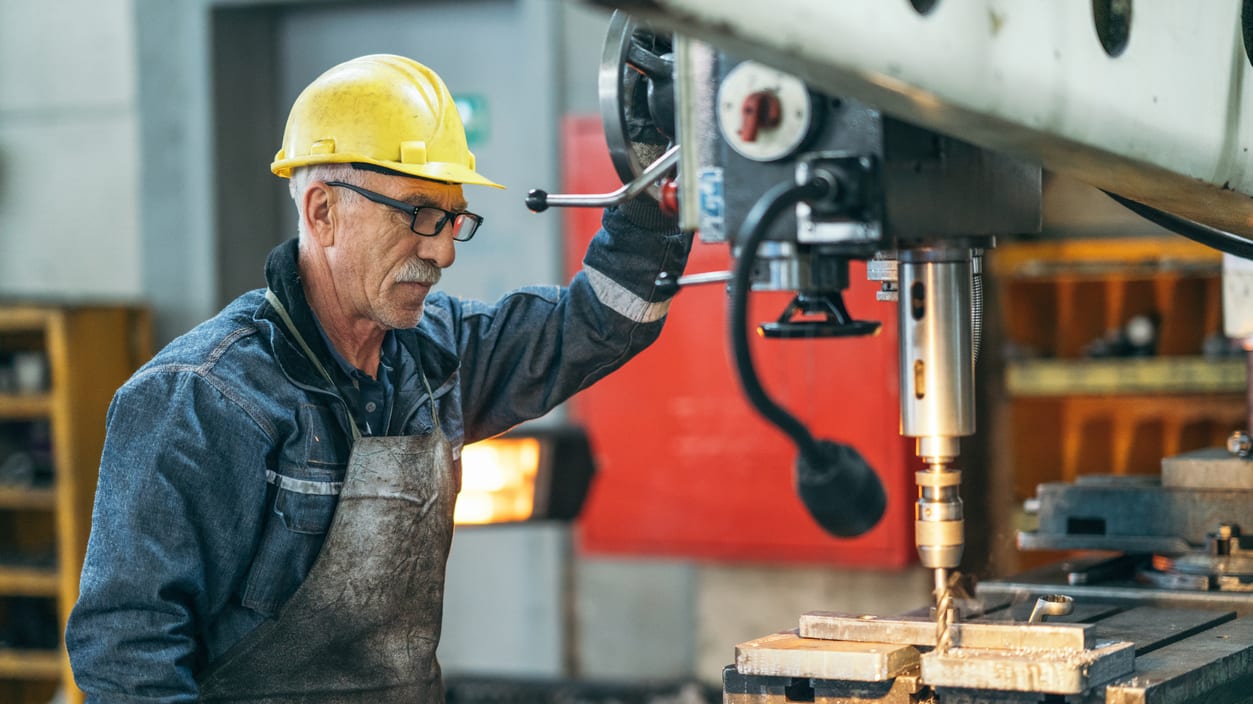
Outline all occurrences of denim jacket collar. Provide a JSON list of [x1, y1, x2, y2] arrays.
[[256, 238, 459, 403]]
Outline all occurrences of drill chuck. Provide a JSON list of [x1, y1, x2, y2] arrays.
[[915, 466, 964, 569]]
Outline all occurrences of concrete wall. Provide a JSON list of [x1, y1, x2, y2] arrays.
[[0, 0, 141, 300]]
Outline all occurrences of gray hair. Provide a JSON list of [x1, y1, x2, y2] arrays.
[[289, 163, 360, 238]]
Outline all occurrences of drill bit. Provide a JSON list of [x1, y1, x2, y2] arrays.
[[934, 567, 948, 613], [934, 567, 955, 651]]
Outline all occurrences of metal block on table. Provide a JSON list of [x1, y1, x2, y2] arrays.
[[800, 613, 938, 647], [920, 639, 1136, 695], [1161, 448, 1253, 490], [724, 665, 924, 704], [735, 630, 920, 681], [800, 612, 1094, 650], [1022, 477, 1253, 554]]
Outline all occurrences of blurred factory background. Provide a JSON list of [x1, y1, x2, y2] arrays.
[[0, 1, 1243, 703]]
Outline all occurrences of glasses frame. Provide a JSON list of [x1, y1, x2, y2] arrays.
[[325, 180, 483, 242]]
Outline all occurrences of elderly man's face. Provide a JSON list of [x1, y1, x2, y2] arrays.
[[333, 172, 465, 330]]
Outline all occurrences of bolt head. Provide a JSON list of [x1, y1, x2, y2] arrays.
[[1227, 431, 1251, 456]]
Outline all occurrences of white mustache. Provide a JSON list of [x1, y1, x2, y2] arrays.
[[395, 258, 442, 285]]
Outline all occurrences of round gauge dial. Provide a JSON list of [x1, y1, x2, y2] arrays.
[[716, 61, 817, 162]]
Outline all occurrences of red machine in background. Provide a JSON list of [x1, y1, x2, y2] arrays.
[[560, 116, 918, 567]]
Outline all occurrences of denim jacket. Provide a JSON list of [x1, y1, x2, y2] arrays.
[[66, 204, 689, 703]]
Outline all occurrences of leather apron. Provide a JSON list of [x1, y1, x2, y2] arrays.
[[198, 290, 456, 703]]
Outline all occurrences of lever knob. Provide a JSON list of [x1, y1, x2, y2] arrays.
[[739, 90, 782, 143], [526, 189, 550, 213], [659, 179, 680, 217]]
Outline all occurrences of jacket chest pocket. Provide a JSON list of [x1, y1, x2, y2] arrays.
[[241, 405, 347, 616], [242, 478, 342, 615], [272, 477, 340, 533]]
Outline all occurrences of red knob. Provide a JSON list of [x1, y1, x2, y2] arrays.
[[659, 178, 679, 217], [739, 90, 782, 142]]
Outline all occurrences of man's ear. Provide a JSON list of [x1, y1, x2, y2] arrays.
[[303, 182, 336, 246]]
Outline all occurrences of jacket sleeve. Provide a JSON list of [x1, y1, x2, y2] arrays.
[[455, 199, 691, 443], [65, 370, 273, 703]]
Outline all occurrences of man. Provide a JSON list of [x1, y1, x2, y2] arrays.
[[66, 54, 689, 702]]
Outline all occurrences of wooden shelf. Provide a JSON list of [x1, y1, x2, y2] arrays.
[[986, 239, 1245, 577], [1005, 357, 1246, 397], [0, 304, 152, 703], [0, 394, 52, 419], [991, 237, 1223, 279], [0, 486, 55, 510], [0, 648, 61, 680], [0, 307, 55, 335], [0, 565, 59, 597]]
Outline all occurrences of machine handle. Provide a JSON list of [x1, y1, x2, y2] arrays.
[[653, 270, 732, 298], [526, 144, 680, 213]]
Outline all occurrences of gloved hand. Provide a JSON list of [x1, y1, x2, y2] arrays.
[[617, 195, 679, 234]]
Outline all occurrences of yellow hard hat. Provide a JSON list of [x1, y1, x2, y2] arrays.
[[271, 54, 503, 189]]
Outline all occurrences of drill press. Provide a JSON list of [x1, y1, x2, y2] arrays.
[[555, 7, 1253, 702]]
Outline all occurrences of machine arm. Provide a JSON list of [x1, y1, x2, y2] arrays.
[[585, 0, 1253, 237]]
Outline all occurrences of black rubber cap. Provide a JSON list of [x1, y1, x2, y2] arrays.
[[796, 439, 887, 538], [526, 189, 549, 213], [653, 271, 680, 298]]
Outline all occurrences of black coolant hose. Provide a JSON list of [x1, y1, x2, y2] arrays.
[[729, 178, 887, 538], [730, 180, 828, 462]]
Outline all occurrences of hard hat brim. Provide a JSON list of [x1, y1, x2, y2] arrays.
[[272, 153, 505, 190]]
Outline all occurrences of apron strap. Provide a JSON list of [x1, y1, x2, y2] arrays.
[[416, 356, 440, 435], [266, 289, 362, 443]]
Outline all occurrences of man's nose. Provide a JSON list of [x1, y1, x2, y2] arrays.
[[417, 230, 456, 269]]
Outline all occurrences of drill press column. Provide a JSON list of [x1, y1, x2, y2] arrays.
[[898, 248, 975, 618]]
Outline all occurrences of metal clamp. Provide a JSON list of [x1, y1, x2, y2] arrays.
[[1028, 594, 1075, 623]]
